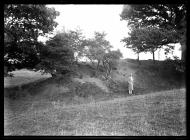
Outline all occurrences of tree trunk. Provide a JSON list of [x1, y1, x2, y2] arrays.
[[158, 48, 161, 60], [179, 19, 186, 62], [4, 66, 8, 76], [106, 68, 111, 79], [152, 50, 155, 64], [137, 52, 141, 65], [75, 57, 78, 65], [180, 41, 186, 61], [97, 60, 100, 70]]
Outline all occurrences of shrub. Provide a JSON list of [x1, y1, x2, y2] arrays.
[[106, 79, 128, 94], [75, 82, 106, 98], [90, 71, 97, 77]]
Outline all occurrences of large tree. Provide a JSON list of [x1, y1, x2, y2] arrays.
[[36, 32, 74, 77], [66, 29, 87, 63], [4, 4, 59, 71], [85, 32, 112, 70], [122, 26, 178, 63], [121, 27, 147, 64], [120, 4, 187, 61]]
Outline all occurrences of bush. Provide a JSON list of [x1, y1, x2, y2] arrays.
[[90, 71, 97, 77], [106, 79, 128, 94], [75, 82, 106, 98]]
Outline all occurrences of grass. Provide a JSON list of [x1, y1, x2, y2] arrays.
[[4, 69, 51, 88], [4, 88, 186, 136], [4, 60, 186, 136]]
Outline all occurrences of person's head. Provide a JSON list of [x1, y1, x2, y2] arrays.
[[130, 73, 133, 77]]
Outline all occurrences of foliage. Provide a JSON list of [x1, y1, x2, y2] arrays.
[[120, 4, 187, 60], [102, 50, 123, 78], [164, 58, 185, 73], [75, 82, 106, 98], [122, 26, 178, 63], [106, 79, 128, 94], [4, 4, 59, 71], [64, 28, 87, 63], [36, 33, 74, 77], [84, 32, 113, 69], [84, 32, 122, 78], [121, 27, 147, 54], [120, 4, 186, 32]]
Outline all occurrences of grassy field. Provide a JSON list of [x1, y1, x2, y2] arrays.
[[4, 88, 186, 136], [4, 59, 186, 136], [4, 69, 51, 88]]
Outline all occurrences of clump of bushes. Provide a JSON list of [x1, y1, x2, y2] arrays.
[[75, 82, 106, 98], [90, 70, 98, 77], [106, 78, 128, 94]]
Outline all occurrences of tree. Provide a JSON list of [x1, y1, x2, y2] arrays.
[[122, 26, 179, 63], [4, 4, 59, 71], [85, 32, 112, 70], [120, 4, 187, 61], [102, 50, 123, 78], [121, 27, 147, 64], [36, 33, 74, 77], [140, 26, 178, 63], [66, 29, 87, 63]]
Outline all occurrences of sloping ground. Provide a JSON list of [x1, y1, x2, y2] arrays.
[[4, 59, 185, 94], [73, 76, 109, 93], [4, 69, 51, 88], [4, 88, 186, 136], [110, 59, 185, 94], [111, 60, 139, 82]]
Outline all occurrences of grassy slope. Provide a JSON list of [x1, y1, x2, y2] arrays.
[[4, 88, 186, 136], [4, 59, 186, 136], [4, 69, 51, 88], [117, 59, 185, 92]]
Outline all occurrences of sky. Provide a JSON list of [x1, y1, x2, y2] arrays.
[[40, 4, 181, 60]]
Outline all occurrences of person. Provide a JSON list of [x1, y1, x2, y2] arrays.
[[128, 73, 134, 94]]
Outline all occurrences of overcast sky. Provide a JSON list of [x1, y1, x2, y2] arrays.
[[41, 4, 181, 60]]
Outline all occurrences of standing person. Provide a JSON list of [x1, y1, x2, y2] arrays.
[[128, 73, 134, 94]]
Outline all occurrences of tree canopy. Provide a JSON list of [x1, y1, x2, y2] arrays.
[[122, 26, 179, 63], [120, 4, 187, 60], [36, 32, 74, 77], [84, 32, 113, 69], [4, 4, 60, 71], [102, 49, 123, 78], [66, 29, 87, 63]]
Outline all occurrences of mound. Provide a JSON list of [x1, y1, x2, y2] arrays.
[[73, 76, 109, 93]]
